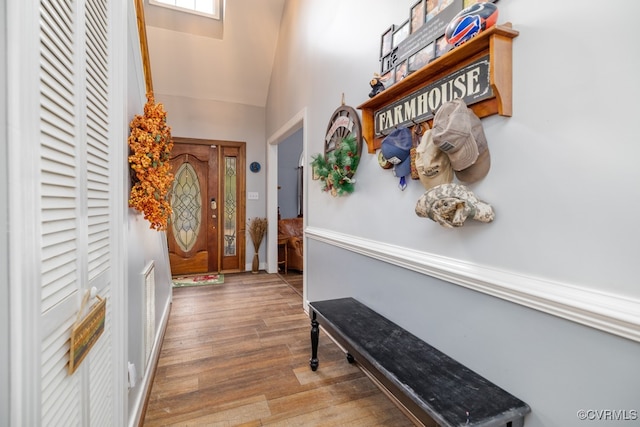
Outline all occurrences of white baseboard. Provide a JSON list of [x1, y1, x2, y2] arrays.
[[128, 295, 172, 427]]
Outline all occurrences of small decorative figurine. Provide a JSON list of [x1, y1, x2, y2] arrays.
[[369, 74, 385, 98]]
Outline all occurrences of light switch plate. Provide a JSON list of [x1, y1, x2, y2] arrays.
[[248, 192, 259, 200]]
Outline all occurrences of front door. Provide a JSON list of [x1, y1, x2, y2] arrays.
[[168, 138, 246, 275]]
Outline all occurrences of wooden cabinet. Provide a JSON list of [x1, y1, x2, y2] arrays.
[[358, 23, 519, 154]]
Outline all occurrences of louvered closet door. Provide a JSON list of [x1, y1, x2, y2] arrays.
[[39, 0, 114, 425], [84, 0, 113, 424]]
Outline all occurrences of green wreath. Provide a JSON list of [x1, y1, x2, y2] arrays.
[[311, 135, 360, 197]]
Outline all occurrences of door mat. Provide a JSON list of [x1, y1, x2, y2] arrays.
[[172, 274, 224, 288]]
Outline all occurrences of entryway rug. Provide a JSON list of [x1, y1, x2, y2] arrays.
[[172, 273, 224, 288]]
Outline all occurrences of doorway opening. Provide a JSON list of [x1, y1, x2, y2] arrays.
[[168, 137, 246, 275], [277, 128, 303, 220], [267, 109, 307, 298]]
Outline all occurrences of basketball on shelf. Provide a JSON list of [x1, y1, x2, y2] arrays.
[[445, 2, 498, 47]]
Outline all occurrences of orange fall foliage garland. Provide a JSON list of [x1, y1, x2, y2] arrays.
[[128, 93, 174, 231]]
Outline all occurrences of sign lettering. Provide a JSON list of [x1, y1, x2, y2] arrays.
[[374, 56, 492, 136]]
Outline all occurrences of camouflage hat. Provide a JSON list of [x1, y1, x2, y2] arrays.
[[415, 183, 495, 228], [432, 99, 490, 183]]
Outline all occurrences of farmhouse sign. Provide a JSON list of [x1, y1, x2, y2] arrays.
[[359, 23, 519, 154], [374, 55, 491, 137]]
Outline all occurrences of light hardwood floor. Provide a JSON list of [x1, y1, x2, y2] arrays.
[[142, 271, 415, 426], [278, 270, 302, 296]]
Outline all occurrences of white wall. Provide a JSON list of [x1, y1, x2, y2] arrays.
[[125, 4, 175, 425], [0, 2, 9, 424], [266, 1, 640, 426]]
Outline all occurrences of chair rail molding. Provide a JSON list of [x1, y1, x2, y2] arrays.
[[305, 226, 640, 343]]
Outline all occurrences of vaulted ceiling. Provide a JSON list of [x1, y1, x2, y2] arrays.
[[143, 0, 286, 107]]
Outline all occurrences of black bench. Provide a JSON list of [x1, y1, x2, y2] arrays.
[[309, 298, 530, 427]]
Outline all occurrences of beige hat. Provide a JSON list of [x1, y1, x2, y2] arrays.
[[432, 98, 491, 183], [455, 104, 490, 183], [415, 128, 454, 190], [456, 145, 490, 183]]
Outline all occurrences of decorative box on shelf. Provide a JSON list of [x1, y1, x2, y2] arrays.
[[358, 23, 519, 154]]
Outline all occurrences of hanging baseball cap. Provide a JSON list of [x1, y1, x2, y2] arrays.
[[415, 128, 454, 190], [432, 98, 490, 184], [381, 127, 412, 178], [452, 99, 490, 183]]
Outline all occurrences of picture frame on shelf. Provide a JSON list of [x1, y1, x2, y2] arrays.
[[380, 70, 395, 89], [377, 0, 469, 77], [426, 0, 455, 22], [464, 0, 498, 7], [409, 42, 435, 73], [435, 35, 452, 58], [380, 25, 395, 57], [392, 19, 410, 48], [381, 53, 395, 74], [395, 60, 408, 83], [410, 0, 426, 34]]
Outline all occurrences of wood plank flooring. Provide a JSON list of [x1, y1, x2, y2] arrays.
[[278, 270, 302, 297], [143, 271, 415, 426]]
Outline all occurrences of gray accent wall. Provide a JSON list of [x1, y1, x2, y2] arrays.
[[306, 240, 640, 426], [278, 128, 303, 219]]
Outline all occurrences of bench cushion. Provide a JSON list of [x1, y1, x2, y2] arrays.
[[310, 297, 530, 427]]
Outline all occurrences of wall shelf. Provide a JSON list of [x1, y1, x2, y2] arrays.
[[358, 23, 519, 154]]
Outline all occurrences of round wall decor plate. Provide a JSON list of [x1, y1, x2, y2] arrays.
[[324, 104, 363, 177], [250, 162, 261, 173]]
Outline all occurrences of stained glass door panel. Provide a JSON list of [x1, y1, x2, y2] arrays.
[[172, 162, 202, 252], [220, 145, 244, 272], [167, 144, 212, 275]]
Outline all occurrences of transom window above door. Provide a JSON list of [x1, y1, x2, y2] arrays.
[[149, 0, 221, 19]]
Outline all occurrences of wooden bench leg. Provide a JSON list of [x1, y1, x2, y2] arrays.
[[310, 311, 319, 371]]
